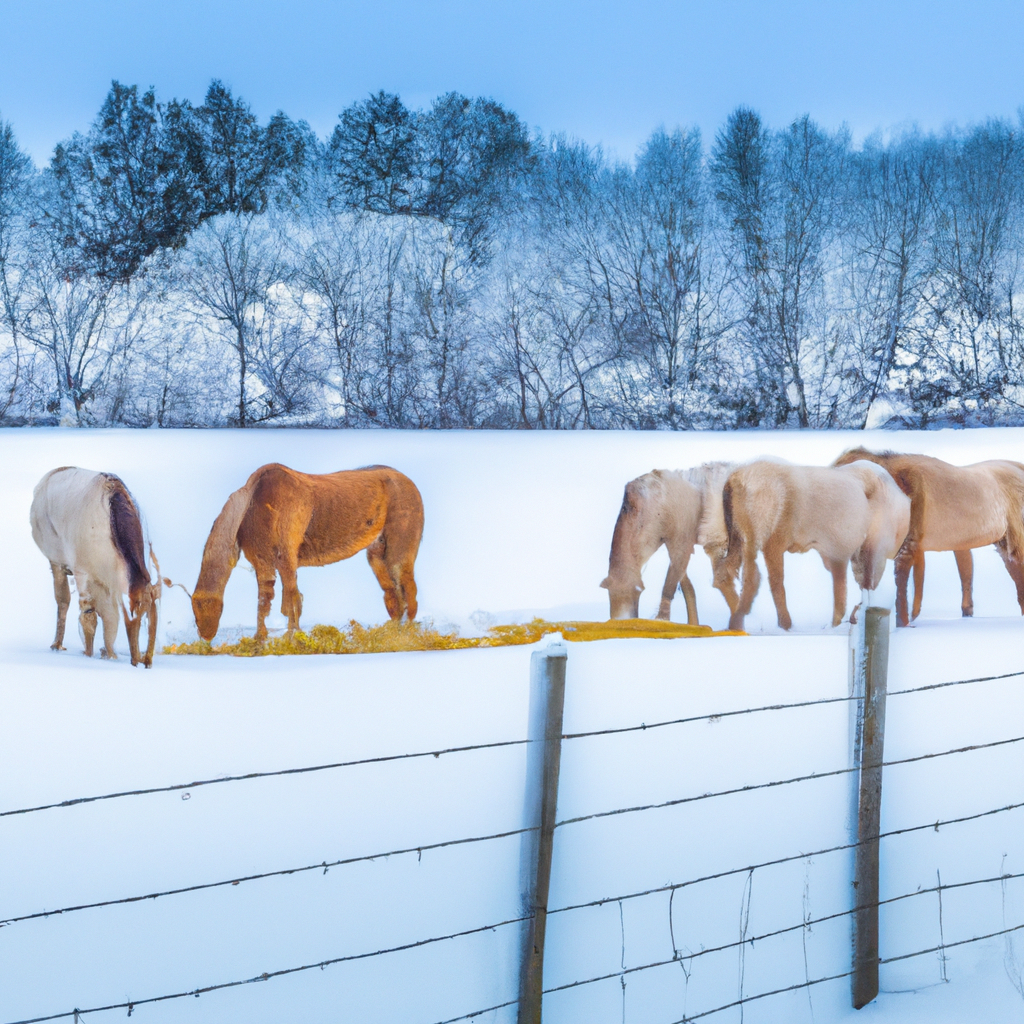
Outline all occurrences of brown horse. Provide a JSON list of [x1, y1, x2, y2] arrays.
[[30, 467, 160, 666], [601, 463, 734, 621], [717, 460, 910, 631], [833, 447, 1024, 626], [192, 464, 423, 641]]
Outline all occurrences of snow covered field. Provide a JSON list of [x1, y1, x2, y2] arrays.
[[3, 427, 1024, 1023]]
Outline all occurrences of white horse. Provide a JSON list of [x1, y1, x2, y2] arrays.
[[30, 467, 161, 667], [601, 463, 735, 621]]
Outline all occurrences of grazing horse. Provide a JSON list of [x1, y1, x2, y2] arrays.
[[833, 447, 1024, 626], [717, 460, 910, 631], [601, 463, 734, 621], [192, 464, 423, 641], [30, 467, 160, 666]]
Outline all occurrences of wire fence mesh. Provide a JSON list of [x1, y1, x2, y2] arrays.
[[2, 641, 1023, 1023]]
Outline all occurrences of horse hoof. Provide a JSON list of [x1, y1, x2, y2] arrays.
[[100, 649, 117, 660], [50, 644, 65, 652], [962, 607, 974, 618]]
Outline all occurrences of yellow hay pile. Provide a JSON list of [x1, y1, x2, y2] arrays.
[[163, 618, 743, 657]]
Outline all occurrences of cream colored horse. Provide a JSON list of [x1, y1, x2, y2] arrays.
[[834, 447, 1024, 625], [30, 467, 160, 666], [717, 460, 910, 631], [601, 463, 734, 621]]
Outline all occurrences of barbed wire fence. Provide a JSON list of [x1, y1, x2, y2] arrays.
[[3, 625, 1024, 1023]]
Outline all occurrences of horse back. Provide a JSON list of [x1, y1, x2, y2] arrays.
[[243, 465, 423, 567], [31, 468, 141, 596]]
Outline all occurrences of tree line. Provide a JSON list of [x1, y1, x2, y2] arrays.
[[1, 80, 1023, 429]]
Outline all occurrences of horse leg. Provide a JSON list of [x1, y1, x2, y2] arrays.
[[277, 560, 303, 635], [253, 559, 276, 641], [825, 557, 848, 628], [680, 576, 699, 626], [730, 537, 761, 632], [713, 546, 741, 617], [995, 540, 1024, 615], [366, 537, 402, 619], [658, 548, 693, 622], [80, 602, 97, 657], [50, 563, 70, 651], [98, 601, 119, 659], [893, 543, 916, 627], [910, 551, 925, 621], [764, 541, 792, 631], [397, 559, 418, 621], [954, 549, 974, 617]]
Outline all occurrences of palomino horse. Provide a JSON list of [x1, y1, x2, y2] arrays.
[[833, 447, 1024, 626], [601, 463, 734, 621], [30, 467, 160, 666], [192, 464, 423, 641], [716, 460, 910, 631]]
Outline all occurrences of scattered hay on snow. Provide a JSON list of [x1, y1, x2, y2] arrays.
[[163, 618, 743, 657]]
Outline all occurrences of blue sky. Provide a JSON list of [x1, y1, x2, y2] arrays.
[[1, 0, 1022, 165]]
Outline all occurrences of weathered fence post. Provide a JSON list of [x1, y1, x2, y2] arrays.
[[518, 642, 568, 1024], [852, 607, 890, 1009]]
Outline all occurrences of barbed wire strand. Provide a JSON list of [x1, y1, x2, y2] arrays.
[[0, 914, 528, 1024], [889, 668, 1024, 697], [550, 800, 1024, 916], [545, 871, 1024, 995], [554, 734, 1024, 831], [0, 824, 534, 929], [7, 771, 1023, 932], [665, 919, 1024, 1024], [561, 667, 1024, 744], [669, 971, 855, 1023], [427, 999, 519, 1024], [880, 922, 1024, 965], [7, 668, 1020, 822], [0, 738, 529, 820]]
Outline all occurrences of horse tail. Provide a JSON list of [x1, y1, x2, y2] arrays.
[[722, 478, 737, 558], [105, 475, 151, 603]]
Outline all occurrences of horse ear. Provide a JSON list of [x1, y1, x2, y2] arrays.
[[599, 577, 610, 590]]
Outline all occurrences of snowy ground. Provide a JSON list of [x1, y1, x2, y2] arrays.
[[2, 427, 1024, 1023]]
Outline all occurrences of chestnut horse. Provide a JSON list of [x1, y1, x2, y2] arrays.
[[717, 460, 910, 631], [601, 463, 734, 621], [833, 447, 1024, 626], [192, 464, 423, 641], [30, 467, 160, 666]]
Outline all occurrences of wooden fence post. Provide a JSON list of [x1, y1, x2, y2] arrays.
[[518, 642, 568, 1024], [852, 607, 890, 1009]]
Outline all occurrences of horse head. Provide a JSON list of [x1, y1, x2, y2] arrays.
[[192, 591, 224, 641], [600, 574, 643, 619]]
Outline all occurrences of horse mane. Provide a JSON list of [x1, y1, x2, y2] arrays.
[[603, 477, 649, 585], [836, 446, 900, 462], [198, 483, 254, 583], [103, 474, 151, 601], [721, 478, 736, 556], [194, 468, 274, 602]]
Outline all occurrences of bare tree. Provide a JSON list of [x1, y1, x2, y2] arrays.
[[839, 132, 938, 425], [181, 213, 305, 425], [0, 116, 35, 420]]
